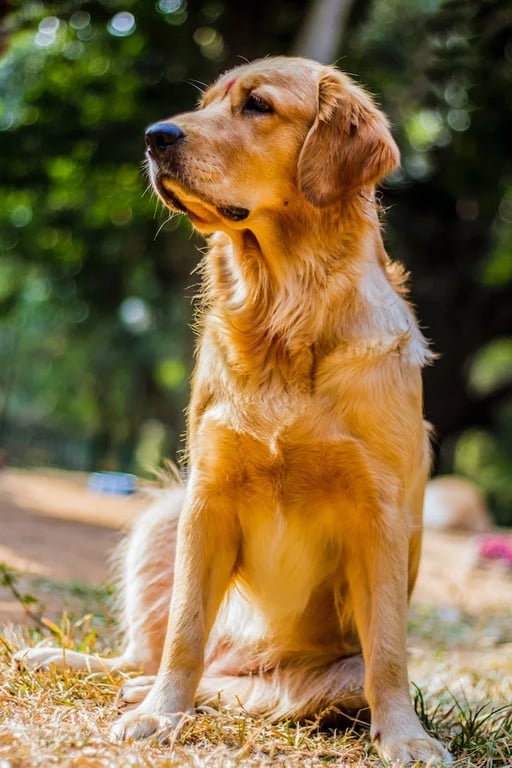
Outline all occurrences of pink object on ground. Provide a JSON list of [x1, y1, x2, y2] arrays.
[[477, 534, 512, 567]]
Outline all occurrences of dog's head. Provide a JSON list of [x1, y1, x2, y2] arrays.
[[145, 57, 399, 233]]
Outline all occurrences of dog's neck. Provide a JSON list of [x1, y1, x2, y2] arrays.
[[199, 198, 429, 383]]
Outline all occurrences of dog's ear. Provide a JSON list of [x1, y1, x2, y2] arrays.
[[297, 70, 400, 207]]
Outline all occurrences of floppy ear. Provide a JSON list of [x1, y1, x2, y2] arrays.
[[297, 70, 400, 206]]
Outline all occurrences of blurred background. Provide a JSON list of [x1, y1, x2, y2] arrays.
[[0, 0, 510, 523]]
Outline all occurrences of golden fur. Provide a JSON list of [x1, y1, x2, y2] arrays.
[[16, 57, 451, 765]]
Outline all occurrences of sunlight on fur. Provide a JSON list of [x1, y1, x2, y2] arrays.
[[15, 56, 451, 766]]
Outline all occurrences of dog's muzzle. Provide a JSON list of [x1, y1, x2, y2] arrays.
[[144, 121, 250, 222]]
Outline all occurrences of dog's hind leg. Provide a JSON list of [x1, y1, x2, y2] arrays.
[[14, 487, 183, 675]]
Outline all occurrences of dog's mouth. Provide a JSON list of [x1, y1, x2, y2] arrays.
[[156, 175, 249, 227], [159, 186, 188, 214]]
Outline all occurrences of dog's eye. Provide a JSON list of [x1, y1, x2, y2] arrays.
[[243, 94, 273, 114]]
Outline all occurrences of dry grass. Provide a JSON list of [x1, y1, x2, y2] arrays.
[[1, 577, 511, 768]]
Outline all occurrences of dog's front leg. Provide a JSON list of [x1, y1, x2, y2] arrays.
[[346, 514, 451, 765], [111, 482, 239, 743]]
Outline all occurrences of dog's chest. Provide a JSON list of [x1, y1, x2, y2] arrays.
[[198, 405, 362, 622], [237, 495, 343, 623]]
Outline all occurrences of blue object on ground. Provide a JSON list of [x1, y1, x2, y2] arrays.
[[87, 471, 137, 495]]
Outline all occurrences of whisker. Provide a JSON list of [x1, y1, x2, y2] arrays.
[[187, 78, 208, 94], [154, 215, 174, 240], [141, 183, 153, 199]]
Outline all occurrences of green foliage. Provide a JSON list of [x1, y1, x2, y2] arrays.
[[0, 0, 207, 469]]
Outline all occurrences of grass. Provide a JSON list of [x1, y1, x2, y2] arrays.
[[1, 567, 511, 767]]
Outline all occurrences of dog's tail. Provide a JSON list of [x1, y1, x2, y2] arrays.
[[197, 654, 366, 721]]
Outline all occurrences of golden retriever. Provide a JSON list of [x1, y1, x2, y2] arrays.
[[16, 57, 451, 765]]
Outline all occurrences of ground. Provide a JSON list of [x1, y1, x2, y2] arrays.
[[0, 468, 147, 623], [0, 468, 511, 766]]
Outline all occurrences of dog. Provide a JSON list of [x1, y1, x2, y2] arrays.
[[15, 57, 451, 765]]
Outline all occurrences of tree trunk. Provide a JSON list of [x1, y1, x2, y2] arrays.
[[291, 0, 357, 62]]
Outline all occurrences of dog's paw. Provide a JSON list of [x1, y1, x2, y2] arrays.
[[13, 647, 115, 673], [110, 709, 193, 743], [117, 675, 156, 706], [376, 731, 452, 766]]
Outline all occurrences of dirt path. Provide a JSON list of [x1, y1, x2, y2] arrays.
[[1, 468, 511, 630], [0, 468, 147, 622]]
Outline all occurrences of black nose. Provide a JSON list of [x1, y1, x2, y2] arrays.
[[145, 122, 184, 155]]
